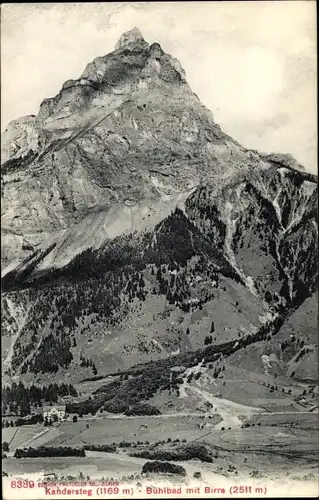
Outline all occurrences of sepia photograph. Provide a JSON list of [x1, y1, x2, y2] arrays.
[[1, 2, 318, 498]]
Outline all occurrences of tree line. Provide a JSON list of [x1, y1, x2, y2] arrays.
[[2, 381, 77, 417]]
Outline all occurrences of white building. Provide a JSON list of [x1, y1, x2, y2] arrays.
[[43, 405, 66, 421]]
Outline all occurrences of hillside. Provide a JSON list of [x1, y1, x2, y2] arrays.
[[1, 28, 317, 396]]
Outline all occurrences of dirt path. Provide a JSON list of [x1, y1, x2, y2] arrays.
[[90, 412, 212, 421], [184, 385, 264, 429]]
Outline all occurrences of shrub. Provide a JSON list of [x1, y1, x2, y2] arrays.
[[185, 443, 213, 463], [2, 442, 9, 452], [14, 414, 43, 427], [119, 441, 131, 448], [142, 461, 186, 476]]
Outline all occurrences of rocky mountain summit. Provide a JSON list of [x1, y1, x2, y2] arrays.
[[2, 26, 220, 267], [2, 27, 308, 269], [1, 28, 317, 385]]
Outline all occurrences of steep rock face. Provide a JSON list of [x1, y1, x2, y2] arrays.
[[186, 166, 317, 307], [227, 291, 318, 384], [1, 116, 40, 165], [1, 28, 286, 268]]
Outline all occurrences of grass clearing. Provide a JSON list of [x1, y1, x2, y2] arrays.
[[2, 426, 18, 446], [250, 412, 319, 429], [2, 454, 143, 478], [45, 415, 221, 447], [9, 425, 45, 449], [220, 427, 308, 446]]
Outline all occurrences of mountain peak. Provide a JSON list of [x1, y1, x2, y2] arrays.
[[115, 27, 145, 50]]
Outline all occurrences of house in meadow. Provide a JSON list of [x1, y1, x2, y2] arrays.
[[42, 404, 66, 421]]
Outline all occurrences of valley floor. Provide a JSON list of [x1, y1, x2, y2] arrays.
[[3, 399, 318, 496], [2, 331, 318, 498]]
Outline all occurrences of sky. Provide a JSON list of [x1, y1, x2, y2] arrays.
[[1, 1, 317, 173]]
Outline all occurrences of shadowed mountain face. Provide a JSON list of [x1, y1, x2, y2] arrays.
[[1, 28, 317, 384]]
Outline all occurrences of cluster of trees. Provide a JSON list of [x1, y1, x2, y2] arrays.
[[212, 366, 225, 378], [68, 363, 174, 416], [18, 414, 44, 426], [14, 446, 85, 458], [80, 355, 97, 375], [26, 333, 73, 374], [134, 443, 214, 463], [261, 380, 292, 394], [94, 379, 121, 395], [142, 461, 186, 476], [103, 400, 130, 414], [295, 346, 311, 363], [2, 381, 77, 417], [66, 394, 105, 417], [2, 415, 44, 429], [124, 403, 161, 416], [2, 442, 10, 452], [2, 420, 15, 428]]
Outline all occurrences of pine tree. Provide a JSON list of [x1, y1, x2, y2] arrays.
[[156, 268, 162, 281]]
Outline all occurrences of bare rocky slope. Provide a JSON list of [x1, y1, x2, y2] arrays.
[[1, 28, 317, 388]]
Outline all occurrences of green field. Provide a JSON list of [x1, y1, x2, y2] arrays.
[[220, 426, 310, 446], [8, 425, 44, 450], [2, 426, 18, 446], [48, 415, 221, 447], [250, 412, 319, 429], [3, 415, 221, 450], [2, 454, 145, 479]]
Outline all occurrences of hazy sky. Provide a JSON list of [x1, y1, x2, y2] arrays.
[[1, 1, 317, 173]]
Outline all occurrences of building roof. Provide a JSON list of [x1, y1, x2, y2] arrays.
[[42, 405, 66, 412]]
